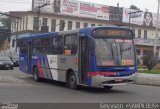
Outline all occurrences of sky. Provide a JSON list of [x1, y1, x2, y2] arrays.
[[0, 0, 158, 13]]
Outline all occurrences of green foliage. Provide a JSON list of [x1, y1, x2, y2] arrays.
[[138, 70, 160, 74], [0, 17, 11, 47], [0, 17, 11, 30], [142, 51, 158, 71]]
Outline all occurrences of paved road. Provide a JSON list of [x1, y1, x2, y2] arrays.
[[0, 68, 160, 103]]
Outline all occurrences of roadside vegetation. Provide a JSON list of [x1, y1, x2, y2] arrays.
[[138, 69, 160, 74], [138, 51, 160, 74]]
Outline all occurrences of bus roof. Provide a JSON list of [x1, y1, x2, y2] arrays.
[[19, 26, 132, 41]]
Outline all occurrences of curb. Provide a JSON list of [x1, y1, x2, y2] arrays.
[[135, 73, 160, 86]]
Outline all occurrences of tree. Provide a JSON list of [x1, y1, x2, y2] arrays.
[[0, 17, 11, 30], [143, 51, 158, 70], [130, 5, 141, 11], [0, 17, 11, 46]]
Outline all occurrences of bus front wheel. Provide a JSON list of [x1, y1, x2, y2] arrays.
[[33, 67, 41, 82], [68, 72, 78, 90]]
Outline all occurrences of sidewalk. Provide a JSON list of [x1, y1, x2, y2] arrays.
[[136, 73, 160, 86]]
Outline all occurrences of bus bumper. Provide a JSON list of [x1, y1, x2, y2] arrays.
[[90, 72, 137, 87]]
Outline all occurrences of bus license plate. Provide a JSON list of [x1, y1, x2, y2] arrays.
[[115, 78, 123, 82]]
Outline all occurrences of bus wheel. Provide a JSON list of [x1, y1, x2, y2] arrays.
[[33, 67, 41, 82], [68, 72, 78, 90], [103, 86, 113, 90]]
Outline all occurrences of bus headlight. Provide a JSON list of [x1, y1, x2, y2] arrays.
[[129, 67, 135, 70]]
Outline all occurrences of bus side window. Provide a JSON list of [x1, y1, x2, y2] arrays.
[[32, 38, 41, 54], [52, 36, 64, 54], [41, 37, 52, 54], [64, 34, 78, 55], [33, 47, 40, 54]]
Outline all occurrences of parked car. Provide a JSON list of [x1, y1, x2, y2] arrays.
[[10, 55, 19, 67], [0, 56, 14, 70]]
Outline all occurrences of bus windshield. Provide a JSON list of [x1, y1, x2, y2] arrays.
[[95, 38, 135, 66]]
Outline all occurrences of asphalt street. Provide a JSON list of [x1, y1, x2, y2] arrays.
[[0, 68, 160, 103]]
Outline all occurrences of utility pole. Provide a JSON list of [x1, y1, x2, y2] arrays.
[[154, 0, 160, 55], [36, 3, 49, 32]]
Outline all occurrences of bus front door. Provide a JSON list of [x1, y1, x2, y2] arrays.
[[79, 37, 89, 84]]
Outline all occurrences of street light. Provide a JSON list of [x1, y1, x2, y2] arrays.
[[154, 0, 160, 55]]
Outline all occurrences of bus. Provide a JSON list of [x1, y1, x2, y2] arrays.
[[19, 26, 137, 89]]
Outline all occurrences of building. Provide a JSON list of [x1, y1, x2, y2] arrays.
[[8, 0, 160, 59]]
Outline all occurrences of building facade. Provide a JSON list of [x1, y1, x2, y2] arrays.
[[9, 10, 160, 59]]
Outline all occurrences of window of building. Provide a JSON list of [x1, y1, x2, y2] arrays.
[[98, 24, 102, 26], [68, 21, 72, 30], [51, 19, 56, 32], [143, 50, 151, 56], [64, 34, 78, 54], [84, 23, 88, 27], [91, 24, 95, 27], [138, 29, 141, 38], [144, 30, 147, 39], [33, 17, 38, 31], [12, 39, 15, 47], [20, 19, 22, 31], [14, 21, 16, 32], [60, 20, 65, 31], [136, 49, 141, 55], [22, 18, 25, 31], [76, 22, 80, 29], [26, 17, 28, 30], [42, 18, 48, 26]]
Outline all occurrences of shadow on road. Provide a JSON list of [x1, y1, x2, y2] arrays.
[[29, 78, 129, 94]]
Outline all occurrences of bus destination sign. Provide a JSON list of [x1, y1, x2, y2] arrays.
[[93, 29, 132, 38]]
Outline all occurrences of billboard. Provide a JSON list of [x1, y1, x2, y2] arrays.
[[122, 8, 160, 28], [152, 13, 160, 28], [33, 0, 110, 20], [122, 8, 144, 25], [109, 6, 123, 22], [33, 0, 160, 28]]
